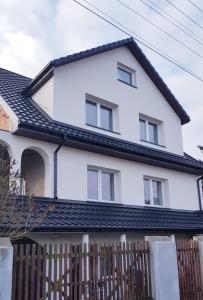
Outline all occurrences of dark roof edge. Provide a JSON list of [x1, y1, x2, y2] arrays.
[[14, 124, 203, 175], [22, 62, 54, 95]]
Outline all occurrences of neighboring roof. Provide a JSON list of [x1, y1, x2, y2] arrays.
[[23, 37, 190, 125], [0, 67, 203, 175], [4, 197, 203, 233]]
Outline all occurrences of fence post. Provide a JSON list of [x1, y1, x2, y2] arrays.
[[194, 235, 203, 285], [0, 238, 13, 300], [145, 236, 180, 300]]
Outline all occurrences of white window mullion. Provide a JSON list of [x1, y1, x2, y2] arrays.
[[97, 103, 101, 127], [98, 170, 102, 201], [150, 179, 153, 205], [146, 120, 149, 142]]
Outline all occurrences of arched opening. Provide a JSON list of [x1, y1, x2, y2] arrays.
[[21, 149, 45, 196]]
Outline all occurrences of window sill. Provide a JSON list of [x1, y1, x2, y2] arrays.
[[86, 123, 121, 135], [87, 199, 116, 204], [117, 79, 137, 88], [144, 204, 165, 208], [140, 139, 166, 148]]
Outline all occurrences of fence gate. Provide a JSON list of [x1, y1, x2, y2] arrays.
[[176, 240, 203, 300], [12, 241, 153, 300]]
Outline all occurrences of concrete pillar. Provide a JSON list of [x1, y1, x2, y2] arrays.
[[146, 236, 180, 300], [194, 235, 203, 285], [82, 233, 90, 292], [120, 233, 127, 244], [0, 238, 13, 300]]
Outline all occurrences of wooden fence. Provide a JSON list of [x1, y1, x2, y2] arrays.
[[176, 240, 203, 300], [12, 241, 153, 300]]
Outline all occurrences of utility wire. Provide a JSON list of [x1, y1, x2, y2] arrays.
[[166, 0, 203, 30], [115, 0, 203, 59], [187, 0, 203, 14], [80, 0, 200, 74], [139, 0, 203, 45], [73, 0, 203, 82]]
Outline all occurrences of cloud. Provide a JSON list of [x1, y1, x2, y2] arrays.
[[0, 0, 203, 158]]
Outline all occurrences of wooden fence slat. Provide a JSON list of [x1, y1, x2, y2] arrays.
[[23, 244, 30, 300], [12, 241, 153, 300], [48, 244, 52, 300], [42, 244, 47, 300], [17, 244, 23, 300], [176, 239, 203, 300], [12, 244, 18, 300]]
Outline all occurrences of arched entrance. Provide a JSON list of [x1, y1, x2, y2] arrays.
[[21, 149, 45, 196]]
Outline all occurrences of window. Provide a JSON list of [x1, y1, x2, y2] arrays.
[[139, 119, 158, 144], [86, 100, 113, 131], [117, 67, 132, 85], [87, 168, 114, 201], [144, 178, 163, 206], [86, 100, 97, 127]]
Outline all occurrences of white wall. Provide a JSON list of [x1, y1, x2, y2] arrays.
[[0, 129, 199, 210], [57, 147, 199, 210], [32, 77, 54, 117], [52, 46, 184, 155]]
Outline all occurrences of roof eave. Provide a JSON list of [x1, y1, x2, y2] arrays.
[[14, 124, 203, 175]]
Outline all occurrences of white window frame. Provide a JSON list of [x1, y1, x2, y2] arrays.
[[144, 177, 163, 207], [86, 100, 113, 131], [139, 118, 159, 145], [87, 167, 115, 202], [117, 62, 136, 87]]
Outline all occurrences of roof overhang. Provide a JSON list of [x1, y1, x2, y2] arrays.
[[14, 124, 203, 175]]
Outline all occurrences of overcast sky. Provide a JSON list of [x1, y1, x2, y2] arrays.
[[0, 0, 203, 158]]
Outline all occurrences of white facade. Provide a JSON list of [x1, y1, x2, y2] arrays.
[[33, 46, 184, 155], [0, 42, 201, 222]]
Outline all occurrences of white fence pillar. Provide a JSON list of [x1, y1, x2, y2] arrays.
[[0, 238, 13, 300], [120, 233, 127, 244], [146, 236, 180, 300], [194, 235, 203, 284]]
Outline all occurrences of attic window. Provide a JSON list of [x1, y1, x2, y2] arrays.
[[117, 63, 136, 87]]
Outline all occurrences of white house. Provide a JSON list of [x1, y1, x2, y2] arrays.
[[0, 37, 203, 245]]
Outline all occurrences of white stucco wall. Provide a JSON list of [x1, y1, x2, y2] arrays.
[[51, 46, 184, 155], [0, 129, 199, 210], [32, 77, 54, 117], [57, 147, 199, 210]]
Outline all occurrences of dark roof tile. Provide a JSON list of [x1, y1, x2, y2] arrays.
[[21, 198, 203, 232]]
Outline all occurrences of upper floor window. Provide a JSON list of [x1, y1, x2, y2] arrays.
[[139, 118, 158, 145], [87, 168, 114, 202], [144, 178, 163, 206], [117, 63, 136, 87], [86, 100, 113, 131]]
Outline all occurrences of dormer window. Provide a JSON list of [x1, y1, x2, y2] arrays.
[[86, 99, 113, 131], [117, 63, 136, 87]]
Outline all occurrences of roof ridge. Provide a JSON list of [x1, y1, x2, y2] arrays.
[[52, 37, 133, 65]]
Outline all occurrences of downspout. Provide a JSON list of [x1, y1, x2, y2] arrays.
[[197, 176, 203, 210], [54, 135, 65, 199]]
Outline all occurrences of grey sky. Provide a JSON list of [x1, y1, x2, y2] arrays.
[[0, 0, 203, 158]]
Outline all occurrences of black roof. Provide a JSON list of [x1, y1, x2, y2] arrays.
[[0, 66, 203, 175], [24, 37, 190, 125], [5, 197, 203, 233]]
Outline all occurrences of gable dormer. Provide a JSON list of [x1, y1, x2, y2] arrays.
[[26, 38, 189, 156]]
